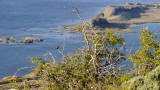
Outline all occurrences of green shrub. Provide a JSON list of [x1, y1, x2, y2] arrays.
[[74, 25, 83, 31], [122, 65, 160, 90], [129, 28, 160, 75], [12, 27, 160, 90], [5, 37, 10, 41], [23, 30, 129, 89]]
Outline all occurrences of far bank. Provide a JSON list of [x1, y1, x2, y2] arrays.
[[62, 2, 160, 33]]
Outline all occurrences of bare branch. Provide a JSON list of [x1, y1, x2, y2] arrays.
[[64, 7, 83, 24], [64, 7, 90, 51], [43, 52, 59, 62], [62, 34, 66, 55], [15, 66, 36, 76]]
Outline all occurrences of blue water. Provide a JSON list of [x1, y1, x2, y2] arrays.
[[0, 0, 160, 79], [125, 23, 160, 52]]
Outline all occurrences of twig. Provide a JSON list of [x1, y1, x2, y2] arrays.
[[64, 7, 83, 24], [62, 34, 66, 56], [64, 7, 90, 51], [15, 66, 36, 76], [43, 52, 56, 62], [14, 66, 36, 87]]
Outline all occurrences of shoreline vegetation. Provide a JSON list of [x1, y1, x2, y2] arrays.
[[1, 2, 160, 89], [62, 2, 160, 33]]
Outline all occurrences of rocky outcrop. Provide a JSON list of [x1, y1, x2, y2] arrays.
[[88, 2, 147, 30], [0, 36, 44, 43], [21, 37, 44, 42], [89, 13, 109, 29], [0, 36, 22, 43], [62, 2, 160, 33], [122, 65, 160, 90]]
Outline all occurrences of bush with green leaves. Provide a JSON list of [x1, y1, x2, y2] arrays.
[[12, 28, 160, 90], [129, 28, 160, 75], [5, 37, 10, 41], [24, 30, 130, 90], [122, 63, 160, 90]]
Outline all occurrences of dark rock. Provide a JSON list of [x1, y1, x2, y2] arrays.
[[89, 13, 109, 29], [125, 2, 142, 6], [23, 40, 33, 43], [21, 37, 44, 42]]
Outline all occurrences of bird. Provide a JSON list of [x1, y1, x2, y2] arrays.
[[56, 46, 59, 49]]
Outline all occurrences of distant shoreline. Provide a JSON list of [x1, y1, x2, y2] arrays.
[[62, 2, 160, 33]]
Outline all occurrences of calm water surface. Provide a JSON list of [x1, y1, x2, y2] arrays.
[[0, 0, 160, 79]]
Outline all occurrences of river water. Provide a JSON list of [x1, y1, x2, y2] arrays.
[[0, 0, 160, 79]]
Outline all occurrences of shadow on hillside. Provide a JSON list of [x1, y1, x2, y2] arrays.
[[106, 23, 129, 29], [118, 7, 149, 20]]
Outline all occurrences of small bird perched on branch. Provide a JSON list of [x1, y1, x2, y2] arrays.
[[56, 46, 59, 49]]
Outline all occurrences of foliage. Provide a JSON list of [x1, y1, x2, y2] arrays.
[[74, 24, 83, 31], [122, 64, 160, 90], [129, 28, 160, 75], [16, 30, 129, 90], [5, 37, 10, 41], [11, 28, 160, 90]]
